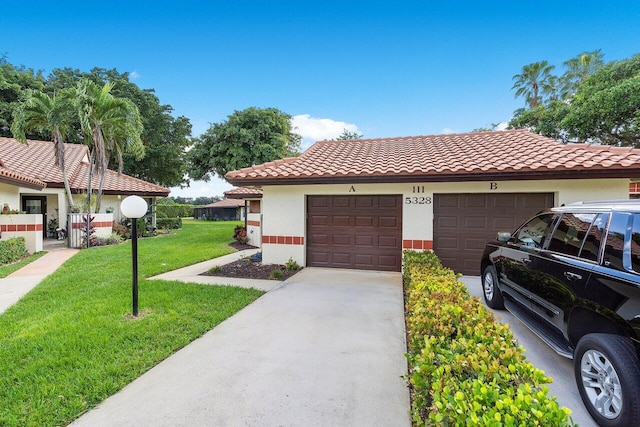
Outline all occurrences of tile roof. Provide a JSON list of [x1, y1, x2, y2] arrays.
[[226, 130, 640, 186], [69, 163, 170, 197], [223, 187, 263, 199], [203, 198, 245, 208], [0, 137, 169, 196], [0, 167, 46, 190]]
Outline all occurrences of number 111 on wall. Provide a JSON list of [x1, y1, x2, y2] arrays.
[[412, 186, 425, 193]]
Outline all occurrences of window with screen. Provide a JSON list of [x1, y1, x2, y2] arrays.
[[547, 213, 596, 257]]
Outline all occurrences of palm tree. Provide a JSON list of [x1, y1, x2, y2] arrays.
[[11, 89, 76, 210], [512, 61, 556, 109], [75, 79, 144, 212], [561, 50, 605, 97]]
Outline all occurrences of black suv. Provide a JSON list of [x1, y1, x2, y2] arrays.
[[481, 200, 640, 426]]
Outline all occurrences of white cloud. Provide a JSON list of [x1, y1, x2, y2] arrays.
[[129, 71, 140, 79], [291, 114, 360, 150], [495, 122, 509, 131], [440, 127, 456, 134]]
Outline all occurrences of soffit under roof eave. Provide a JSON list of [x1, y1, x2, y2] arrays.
[[1, 178, 46, 191], [227, 169, 640, 187]]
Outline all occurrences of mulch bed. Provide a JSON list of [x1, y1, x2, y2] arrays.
[[202, 242, 302, 280]]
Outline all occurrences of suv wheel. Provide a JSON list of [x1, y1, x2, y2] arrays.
[[575, 333, 640, 426], [481, 266, 504, 309]]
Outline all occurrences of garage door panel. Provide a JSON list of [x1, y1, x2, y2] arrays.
[[355, 216, 374, 227], [355, 235, 373, 247], [355, 254, 373, 265], [379, 236, 399, 248], [464, 217, 488, 229], [379, 196, 400, 208], [437, 194, 461, 208], [310, 215, 329, 226], [332, 235, 351, 246], [436, 237, 460, 250], [331, 197, 351, 208], [307, 195, 402, 271], [434, 193, 553, 275], [310, 234, 329, 245], [355, 197, 374, 208], [332, 216, 351, 227], [436, 217, 458, 228], [465, 194, 489, 208], [379, 216, 399, 228]]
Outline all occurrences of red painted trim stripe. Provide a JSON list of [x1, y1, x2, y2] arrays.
[[0, 223, 43, 232], [262, 235, 304, 245], [247, 220, 261, 227], [403, 239, 433, 250]]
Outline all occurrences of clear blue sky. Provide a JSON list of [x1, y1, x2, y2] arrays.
[[3, 1, 640, 197]]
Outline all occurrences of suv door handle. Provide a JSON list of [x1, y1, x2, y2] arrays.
[[522, 258, 531, 264], [564, 271, 582, 281]]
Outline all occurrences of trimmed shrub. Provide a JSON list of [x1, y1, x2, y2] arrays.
[[403, 250, 574, 426], [155, 203, 194, 219], [0, 237, 28, 265], [156, 217, 182, 230]]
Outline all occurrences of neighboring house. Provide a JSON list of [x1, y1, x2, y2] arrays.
[[194, 198, 245, 221], [224, 187, 263, 247], [226, 129, 640, 275], [0, 137, 170, 251]]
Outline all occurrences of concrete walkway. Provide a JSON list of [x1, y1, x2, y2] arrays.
[[150, 248, 281, 292], [71, 268, 411, 427], [0, 245, 79, 314]]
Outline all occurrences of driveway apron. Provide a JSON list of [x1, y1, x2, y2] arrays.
[[70, 267, 411, 427]]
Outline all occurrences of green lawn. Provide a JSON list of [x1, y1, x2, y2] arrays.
[[0, 220, 263, 426]]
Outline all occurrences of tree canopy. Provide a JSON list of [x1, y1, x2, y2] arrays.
[[0, 58, 192, 187], [334, 129, 363, 140], [188, 107, 302, 181], [509, 52, 640, 147]]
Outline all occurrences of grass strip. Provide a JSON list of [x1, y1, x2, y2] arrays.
[[0, 220, 263, 426], [0, 251, 48, 278]]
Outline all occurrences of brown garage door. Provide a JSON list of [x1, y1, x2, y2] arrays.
[[307, 195, 402, 271], [434, 193, 554, 275]]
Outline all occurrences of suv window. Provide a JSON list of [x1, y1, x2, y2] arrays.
[[580, 213, 609, 261], [604, 213, 630, 271], [631, 214, 640, 273], [511, 213, 556, 249], [548, 213, 597, 257]]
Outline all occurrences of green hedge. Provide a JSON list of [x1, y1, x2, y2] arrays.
[[156, 217, 182, 230], [0, 237, 28, 265], [155, 204, 194, 219], [403, 250, 574, 426]]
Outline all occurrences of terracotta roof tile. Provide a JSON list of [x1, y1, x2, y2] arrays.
[[226, 130, 640, 185], [0, 167, 46, 190], [69, 163, 170, 196], [203, 198, 245, 208], [0, 137, 169, 196], [223, 187, 264, 199]]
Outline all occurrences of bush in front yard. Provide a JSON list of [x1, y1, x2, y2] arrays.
[[0, 237, 28, 265], [403, 250, 573, 426]]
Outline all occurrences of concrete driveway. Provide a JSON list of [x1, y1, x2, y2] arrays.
[[71, 268, 411, 427], [460, 276, 597, 427]]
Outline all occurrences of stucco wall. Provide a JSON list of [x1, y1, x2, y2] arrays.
[[0, 214, 43, 253], [260, 178, 630, 266]]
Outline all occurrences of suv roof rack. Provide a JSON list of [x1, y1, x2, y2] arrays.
[[568, 199, 640, 205]]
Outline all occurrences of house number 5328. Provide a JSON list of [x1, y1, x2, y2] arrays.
[[405, 196, 432, 204]]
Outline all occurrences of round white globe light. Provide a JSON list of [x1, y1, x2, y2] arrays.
[[121, 195, 148, 219]]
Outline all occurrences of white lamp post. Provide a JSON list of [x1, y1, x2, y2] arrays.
[[120, 195, 148, 317]]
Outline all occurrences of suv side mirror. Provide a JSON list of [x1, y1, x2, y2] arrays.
[[497, 232, 511, 242]]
